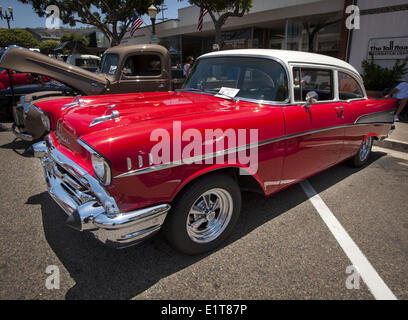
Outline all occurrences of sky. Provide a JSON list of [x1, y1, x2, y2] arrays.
[[0, 0, 191, 29]]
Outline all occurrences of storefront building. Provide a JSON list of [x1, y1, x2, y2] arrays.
[[120, 0, 408, 80], [347, 0, 408, 80]]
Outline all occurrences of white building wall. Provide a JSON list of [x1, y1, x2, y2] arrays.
[[121, 0, 344, 44], [348, 0, 408, 79]]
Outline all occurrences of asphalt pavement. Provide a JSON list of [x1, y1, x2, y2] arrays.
[[0, 120, 407, 300]]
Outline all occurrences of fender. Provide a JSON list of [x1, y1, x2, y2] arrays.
[[170, 163, 266, 202]]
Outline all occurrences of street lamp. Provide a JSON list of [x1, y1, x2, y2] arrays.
[[148, 4, 158, 35], [0, 6, 14, 29]]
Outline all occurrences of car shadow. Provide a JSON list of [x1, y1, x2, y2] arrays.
[[0, 138, 33, 157], [27, 151, 386, 300]]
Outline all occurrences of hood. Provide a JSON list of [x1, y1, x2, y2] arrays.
[[35, 91, 236, 148], [0, 46, 108, 95]]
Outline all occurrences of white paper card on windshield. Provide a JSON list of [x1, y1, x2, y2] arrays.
[[215, 87, 240, 98], [109, 65, 117, 75]]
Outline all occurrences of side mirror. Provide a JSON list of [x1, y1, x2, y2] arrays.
[[303, 91, 318, 109]]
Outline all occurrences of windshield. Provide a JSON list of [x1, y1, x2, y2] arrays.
[[182, 57, 288, 102], [100, 53, 119, 75]]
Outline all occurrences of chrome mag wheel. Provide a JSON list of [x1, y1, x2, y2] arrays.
[[359, 137, 372, 162], [186, 188, 233, 244]]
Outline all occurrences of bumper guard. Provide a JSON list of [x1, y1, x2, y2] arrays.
[[33, 136, 171, 248]]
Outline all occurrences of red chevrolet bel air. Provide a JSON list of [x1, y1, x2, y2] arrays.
[[32, 50, 396, 254]]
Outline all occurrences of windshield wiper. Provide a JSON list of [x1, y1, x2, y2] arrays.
[[179, 88, 204, 93]]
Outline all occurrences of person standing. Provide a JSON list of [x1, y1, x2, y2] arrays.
[[385, 81, 408, 121], [183, 56, 194, 77]]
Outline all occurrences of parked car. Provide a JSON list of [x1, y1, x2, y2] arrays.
[[0, 44, 184, 140], [32, 49, 396, 254], [0, 68, 51, 90], [66, 54, 101, 73], [0, 81, 75, 117]]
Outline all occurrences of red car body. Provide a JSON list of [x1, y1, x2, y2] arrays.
[[0, 69, 51, 89], [32, 50, 397, 252]]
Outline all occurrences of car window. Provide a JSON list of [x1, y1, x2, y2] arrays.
[[338, 71, 364, 100], [183, 57, 288, 102], [122, 54, 162, 77], [293, 67, 333, 102], [100, 53, 119, 75]]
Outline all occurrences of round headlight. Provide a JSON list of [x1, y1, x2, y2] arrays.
[[41, 113, 50, 131], [91, 153, 111, 185]]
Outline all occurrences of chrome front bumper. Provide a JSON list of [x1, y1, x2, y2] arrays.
[[33, 136, 171, 248]]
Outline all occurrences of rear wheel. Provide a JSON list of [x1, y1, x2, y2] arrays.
[[348, 136, 373, 167], [163, 174, 241, 255]]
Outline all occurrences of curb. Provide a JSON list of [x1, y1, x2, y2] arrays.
[[374, 138, 408, 153]]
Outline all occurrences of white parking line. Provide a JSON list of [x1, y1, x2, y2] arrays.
[[300, 180, 397, 300]]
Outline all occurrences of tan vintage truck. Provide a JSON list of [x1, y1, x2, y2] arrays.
[[0, 44, 184, 140]]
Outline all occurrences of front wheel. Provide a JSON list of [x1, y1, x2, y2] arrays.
[[348, 136, 373, 167], [163, 174, 241, 255]]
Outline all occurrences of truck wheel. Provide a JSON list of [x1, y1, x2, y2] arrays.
[[163, 174, 241, 255], [348, 136, 373, 167]]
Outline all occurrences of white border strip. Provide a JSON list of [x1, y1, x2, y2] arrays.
[[300, 180, 397, 300]]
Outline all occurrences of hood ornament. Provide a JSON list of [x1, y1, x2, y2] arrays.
[[89, 104, 120, 127], [63, 95, 84, 109]]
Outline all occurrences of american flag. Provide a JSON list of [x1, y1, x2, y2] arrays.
[[197, 8, 208, 31], [130, 12, 143, 37]]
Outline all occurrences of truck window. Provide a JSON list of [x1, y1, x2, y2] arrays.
[[123, 54, 162, 77], [100, 53, 119, 75]]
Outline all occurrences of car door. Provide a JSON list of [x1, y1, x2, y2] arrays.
[[336, 71, 372, 160], [280, 66, 345, 187]]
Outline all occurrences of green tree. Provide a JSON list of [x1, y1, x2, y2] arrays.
[[18, 0, 164, 46], [361, 57, 408, 91], [0, 28, 40, 48], [39, 39, 60, 54], [187, 0, 252, 48], [61, 32, 90, 53], [302, 19, 341, 53]]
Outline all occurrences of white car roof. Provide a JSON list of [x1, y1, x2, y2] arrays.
[[68, 54, 101, 60], [200, 49, 360, 76]]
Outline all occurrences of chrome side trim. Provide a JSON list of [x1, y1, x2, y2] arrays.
[[114, 120, 392, 179], [354, 110, 395, 124]]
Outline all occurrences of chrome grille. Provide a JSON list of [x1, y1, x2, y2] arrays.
[[50, 161, 95, 205]]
